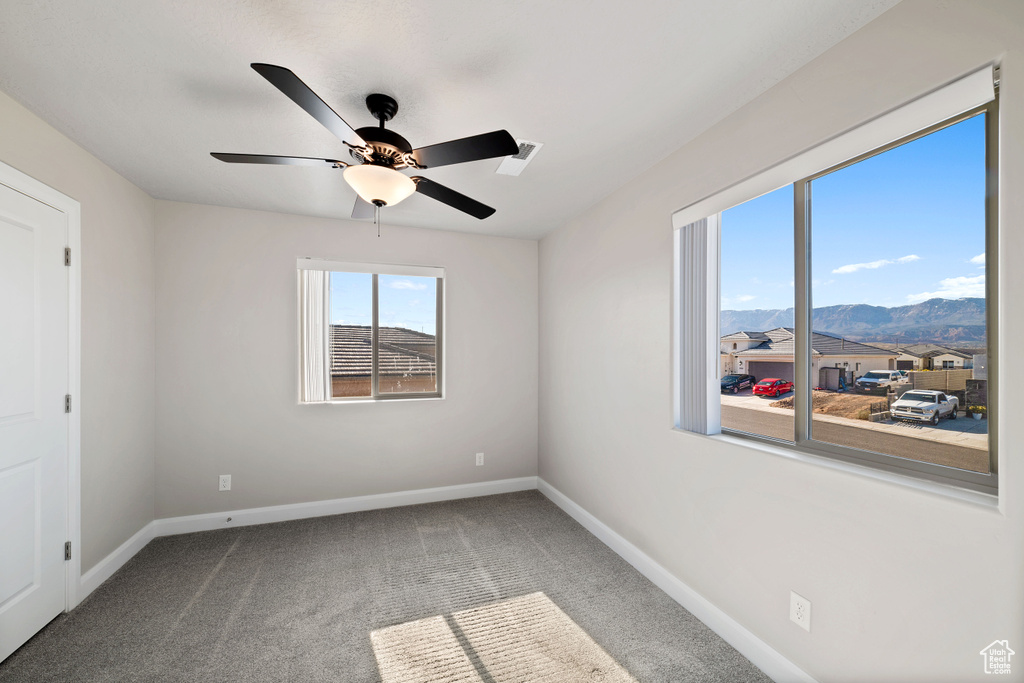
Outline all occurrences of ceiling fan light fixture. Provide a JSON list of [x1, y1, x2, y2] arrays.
[[343, 164, 415, 207]]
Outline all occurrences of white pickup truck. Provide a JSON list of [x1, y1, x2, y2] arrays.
[[890, 390, 959, 425], [854, 370, 905, 394]]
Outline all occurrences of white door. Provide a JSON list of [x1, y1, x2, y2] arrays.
[[0, 181, 68, 663]]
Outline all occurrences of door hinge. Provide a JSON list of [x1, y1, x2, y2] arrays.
[[64, 541, 71, 561], [64, 247, 71, 267], [65, 394, 71, 413]]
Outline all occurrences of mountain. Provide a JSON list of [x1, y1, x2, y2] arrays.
[[721, 298, 986, 345]]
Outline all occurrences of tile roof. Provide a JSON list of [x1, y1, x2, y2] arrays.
[[896, 343, 972, 359], [728, 327, 893, 357], [330, 325, 437, 377], [721, 331, 770, 341]]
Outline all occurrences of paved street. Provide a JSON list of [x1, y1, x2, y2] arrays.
[[720, 392, 989, 474]]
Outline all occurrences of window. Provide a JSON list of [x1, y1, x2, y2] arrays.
[[801, 109, 991, 479], [719, 186, 793, 441], [676, 67, 997, 494], [298, 260, 443, 402]]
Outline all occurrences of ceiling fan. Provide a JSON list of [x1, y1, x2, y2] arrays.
[[211, 63, 520, 220]]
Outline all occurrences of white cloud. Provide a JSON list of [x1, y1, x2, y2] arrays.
[[389, 280, 427, 290], [833, 259, 888, 274], [833, 254, 920, 274], [970, 253, 985, 265], [907, 274, 985, 303], [722, 294, 756, 307]]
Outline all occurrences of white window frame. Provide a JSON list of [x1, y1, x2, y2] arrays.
[[297, 258, 444, 403], [673, 66, 998, 495]]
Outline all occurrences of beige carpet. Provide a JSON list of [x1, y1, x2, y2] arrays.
[[371, 592, 638, 682]]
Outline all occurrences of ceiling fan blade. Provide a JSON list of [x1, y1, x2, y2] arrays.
[[211, 153, 347, 168], [251, 63, 366, 148], [411, 130, 519, 169], [412, 177, 496, 219], [351, 196, 375, 220]]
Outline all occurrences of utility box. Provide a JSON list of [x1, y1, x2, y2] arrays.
[[973, 354, 988, 380], [819, 366, 844, 391]]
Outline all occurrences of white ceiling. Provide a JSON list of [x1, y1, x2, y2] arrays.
[[0, 0, 899, 239]]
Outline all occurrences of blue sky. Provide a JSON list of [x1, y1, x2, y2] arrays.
[[720, 112, 986, 311], [329, 272, 437, 336]]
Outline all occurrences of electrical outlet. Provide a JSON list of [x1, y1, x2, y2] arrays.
[[790, 591, 811, 632], [218, 474, 231, 491], [476, 452, 485, 466]]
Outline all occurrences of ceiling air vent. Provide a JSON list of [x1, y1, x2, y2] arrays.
[[495, 140, 543, 176]]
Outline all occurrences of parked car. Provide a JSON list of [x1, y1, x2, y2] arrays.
[[721, 373, 756, 393], [890, 390, 959, 425], [854, 370, 904, 394], [752, 378, 793, 398]]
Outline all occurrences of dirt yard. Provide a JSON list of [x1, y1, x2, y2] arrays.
[[770, 390, 882, 419]]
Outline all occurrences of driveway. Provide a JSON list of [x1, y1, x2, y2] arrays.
[[720, 392, 989, 473]]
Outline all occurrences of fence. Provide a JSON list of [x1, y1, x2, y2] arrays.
[[907, 369, 973, 392]]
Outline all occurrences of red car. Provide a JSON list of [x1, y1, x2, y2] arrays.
[[753, 378, 794, 398]]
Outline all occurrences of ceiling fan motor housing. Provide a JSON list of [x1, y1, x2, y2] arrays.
[[352, 126, 412, 167], [350, 93, 413, 167]]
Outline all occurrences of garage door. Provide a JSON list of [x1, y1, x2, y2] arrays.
[[897, 360, 914, 370], [746, 361, 794, 383]]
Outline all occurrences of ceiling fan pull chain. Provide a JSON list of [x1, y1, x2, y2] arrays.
[[375, 203, 381, 237]]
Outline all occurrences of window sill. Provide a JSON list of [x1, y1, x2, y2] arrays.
[[673, 427, 1000, 511], [303, 396, 445, 405]]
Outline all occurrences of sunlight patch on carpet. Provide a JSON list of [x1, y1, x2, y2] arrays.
[[371, 592, 637, 682], [371, 615, 482, 682]]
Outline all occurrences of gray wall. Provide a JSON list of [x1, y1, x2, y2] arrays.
[[0, 91, 157, 573], [154, 200, 538, 518], [538, 2, 1023, 681]]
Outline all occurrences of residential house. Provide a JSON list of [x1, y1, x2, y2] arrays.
[[329, 325, 437, 396], [895, 343, 974, 370], [721, 328, 896, 383]]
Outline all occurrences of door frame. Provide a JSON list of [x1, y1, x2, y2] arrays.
[[0, 159, 82, 611]]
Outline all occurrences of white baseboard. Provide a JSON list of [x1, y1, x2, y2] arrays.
[[78, 521, 157, 602], [537, 478, 816, 683], [77, 477, 537, 602], [152, 476, 538, 537]]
